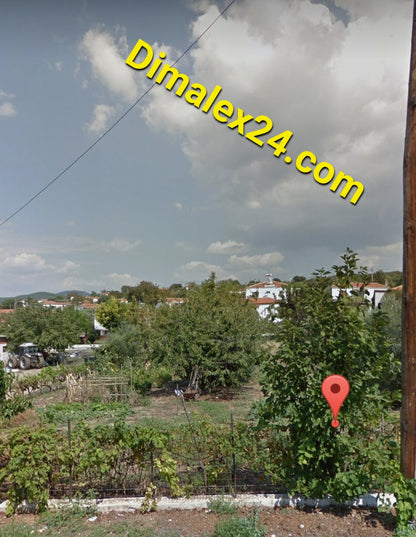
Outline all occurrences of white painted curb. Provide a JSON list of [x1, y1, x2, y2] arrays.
[[0, 492, 397, 514]]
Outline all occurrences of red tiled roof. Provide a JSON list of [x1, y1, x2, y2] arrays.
[[248, 297, 276, 305], [333, 282, 389, 290], [82, 302, 99, 309], [348, 282, 389, 289], [246, 281, 287, 289]]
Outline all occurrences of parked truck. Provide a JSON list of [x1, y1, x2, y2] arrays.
[[7, 343, 45, 370]]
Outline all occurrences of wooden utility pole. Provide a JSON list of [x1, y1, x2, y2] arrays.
[[402, 0, 416, 479]]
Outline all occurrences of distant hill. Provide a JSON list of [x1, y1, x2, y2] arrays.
[[57, 290, 90, 298], [0, 290, 89, 303]]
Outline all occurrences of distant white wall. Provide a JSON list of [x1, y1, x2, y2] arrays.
[[0, 341, 8, 364]]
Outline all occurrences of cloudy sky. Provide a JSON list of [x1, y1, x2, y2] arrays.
[[0, 0, 412, 295]]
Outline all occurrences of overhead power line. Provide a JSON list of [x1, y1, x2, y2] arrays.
[[0, 0, 238, 228]]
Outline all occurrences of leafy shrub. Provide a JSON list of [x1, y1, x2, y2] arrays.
[[390, 473, 416, 535], [1, 394, 33, 421], [39, 501, 96, 531], [153, 367, 172, 389], [257, 249, 399, 501], [0, 367, 12, 403], [213, 510, 266, 537], [155, 454, 184, 497], [0, 425, 58, 514], [207, 495, 237, 515], [132, 369, 154, 395]]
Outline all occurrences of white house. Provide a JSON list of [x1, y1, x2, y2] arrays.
[[245, 274, 286, 320], [0, 334, 8, 364], [331, 282, 389, 308]]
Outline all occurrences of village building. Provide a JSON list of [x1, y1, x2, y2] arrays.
[[245, 274, 286, 320]]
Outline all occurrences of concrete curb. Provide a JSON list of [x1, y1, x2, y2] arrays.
[[0, 492, 397, 514]]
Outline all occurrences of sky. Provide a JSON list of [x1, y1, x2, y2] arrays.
[[0, 0, 412, 295]]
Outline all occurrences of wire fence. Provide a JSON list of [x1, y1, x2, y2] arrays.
[[0, 408, 281, 503]]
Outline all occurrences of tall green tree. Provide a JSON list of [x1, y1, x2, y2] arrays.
[[95, 297, 129, 331], [3, 305, 96, 351], [150, 273, 264, 390], [256, 250, 397, 501], [102, 274, 264, 390], [121, 281, 167, 305]]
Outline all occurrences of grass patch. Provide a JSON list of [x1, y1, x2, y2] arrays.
[[207, 496, 238, 516], [37, 401, 134, 426], [191, 401, 239, 424], [213, 509, 266, 537], [0, 521, 35, 537]]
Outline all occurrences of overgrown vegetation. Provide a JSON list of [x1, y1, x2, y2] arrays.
[[99, 273, 265, 391], [0, 251, 408, 533], [2, 304, 97, 352], [257, 249, 400, 502]]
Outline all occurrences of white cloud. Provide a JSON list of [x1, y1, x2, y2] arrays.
[[176, 260, 224, 281], [228, 251, 284, 268], [207, 240, 247, 254], [181, 260, 222, 272], [0, 91, 17, 117], [0, 234, 142, 258], [55, 61, 63, 71], [140, 0, 410, 277], [79, 27, 139, 102], [0, 253, 82, 277], [0, 102, 16, 117], [175, 202, 183, 210], [102, 272, 137, 286], [105, 238, 142, 252], [57, 261, 81, 274], [358, 242, 402, 271], [62, 272, 139, 292], [2, 253, 48, 271], [86, 104, 115, 134], [175, 259, 241, 283]]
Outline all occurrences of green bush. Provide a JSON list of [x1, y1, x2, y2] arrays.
[[0, 366, 11, 403], [207, 495, 237, 515], [257, 249, 399, 501], [0, 425, 59, 514], [39, 501, 96, 531], [1, 394, 32, 421], [213, 510, 266, 537], [132, 369, 154, 395]]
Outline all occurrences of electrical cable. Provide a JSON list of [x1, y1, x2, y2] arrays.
[[0, 0, 238, 228]]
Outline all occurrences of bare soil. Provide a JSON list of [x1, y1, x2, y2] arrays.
[[0, 506, 396, 536], [117, 506, 396, 536]]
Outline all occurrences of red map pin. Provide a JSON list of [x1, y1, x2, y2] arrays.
[[321, 375, 350, 428]]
